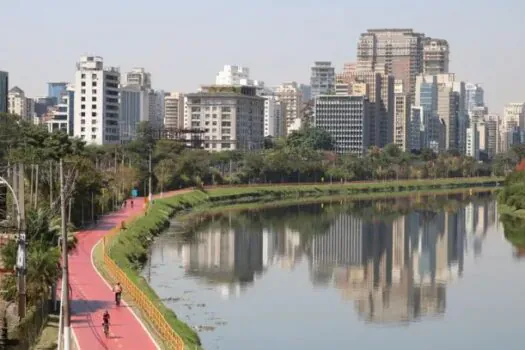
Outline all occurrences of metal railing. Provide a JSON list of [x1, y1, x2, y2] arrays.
[[102, 213, 184, 350]]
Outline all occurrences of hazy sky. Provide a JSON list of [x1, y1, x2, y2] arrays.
[[1, 0, 522, 114]]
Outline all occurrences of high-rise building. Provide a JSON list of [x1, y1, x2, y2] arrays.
[[338, 62, 395, 147], [465, 83, 484, 114], [47, 84, 74, 135], [437, 84, 459, 150], [164, 92, 185, 129], [415, 75, 439, 149], [262, 94, 286, 138], [0, 71, 8, 113], [409, 106, 423, 150], [8, 87, 32, 120], [275, 82, 303, 134], [485, 114, 499, 158], [423, 38, 450, 75], [125, 68, 151, 89], [357, 29, 425, 100], [216, 65, 250, 85], [120, 85, 149, 142], [394, 94, 410, 150], [185, 85, 264, 152], [313, 95, 369, 155], [466, 124, 480, 159], [148, 90, 165, 129], [338, 69, 382, 147], [501, 102, 525, 152], [310, 61, 335, 99], [47, 82, 68, 105], [73, 56, 120, 145]]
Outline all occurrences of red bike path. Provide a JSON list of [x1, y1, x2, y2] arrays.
[[64, 197, 159, 350]]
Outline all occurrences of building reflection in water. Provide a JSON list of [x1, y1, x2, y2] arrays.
[[173, 197, 496, 322]]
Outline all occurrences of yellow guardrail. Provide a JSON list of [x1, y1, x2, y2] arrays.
[[102, 213, 184, 350]]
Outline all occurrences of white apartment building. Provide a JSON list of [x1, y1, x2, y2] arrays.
[[185, 85, 264, 152], [275, 82, 303, 134], [216, 65, 250, 85], [126, 67, 151, 89], [262, 95, 285, 138], [164, 92, 185, 129], [310, 61, 335, 99], [466, 124, 480, 160], [120, 85, 149, 142], [394, 94, 410, 151], [313, 95, 369, 155], [8, 86, 34, 120], [73, 56, 120, 145]]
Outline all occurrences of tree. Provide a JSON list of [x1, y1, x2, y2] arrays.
[[154, 158, 176, 193], [286, 127, 334, 151]]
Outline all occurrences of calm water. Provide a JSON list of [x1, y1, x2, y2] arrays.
[[144, 194, 525, 350]]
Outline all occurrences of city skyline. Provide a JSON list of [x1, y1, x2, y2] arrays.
[[1, 1, 523, 115]]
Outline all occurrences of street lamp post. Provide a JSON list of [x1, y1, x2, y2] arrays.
[[0, 172, 26, 319]]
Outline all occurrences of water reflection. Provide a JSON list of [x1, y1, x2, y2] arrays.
[[168, 194, 497, 324]]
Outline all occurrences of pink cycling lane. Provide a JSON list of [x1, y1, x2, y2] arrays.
[[65, 197, 158, 350]]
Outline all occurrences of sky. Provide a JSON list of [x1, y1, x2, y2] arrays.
[[1, 0, 523, 114]]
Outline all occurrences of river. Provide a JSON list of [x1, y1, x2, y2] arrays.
[[144, 192, 525, 350]]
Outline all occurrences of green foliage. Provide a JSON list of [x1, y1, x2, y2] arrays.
[[286, 127, 335, 151]]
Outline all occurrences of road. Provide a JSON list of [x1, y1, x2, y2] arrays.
[[65, 198, 159, 350]]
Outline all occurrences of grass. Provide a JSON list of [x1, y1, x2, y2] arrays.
[[33, 314, 58, 350], [103, 177, 502, 349]]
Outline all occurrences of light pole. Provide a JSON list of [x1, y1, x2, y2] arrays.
[[0, 174, 26, 318]]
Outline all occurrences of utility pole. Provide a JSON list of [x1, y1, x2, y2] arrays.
[[59, 159, 71, 350], [16, 163, 26, 319], [148, 149, 153, 203]]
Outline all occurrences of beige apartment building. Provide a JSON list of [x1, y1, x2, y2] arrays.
[[185, 85, 264, 152], [164, 92, 185, 129], [275, 82, 303, 134], [423, 38, 450, 75], [357, 29, 426, 100]]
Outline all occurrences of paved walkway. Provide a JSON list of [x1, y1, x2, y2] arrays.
[[65, 198, 158, 350]]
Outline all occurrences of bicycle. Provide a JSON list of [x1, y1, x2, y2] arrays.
[[102, 321, 110, 337]]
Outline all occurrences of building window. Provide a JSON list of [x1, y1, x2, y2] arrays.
[[92, 82, 97, 87], [81, 97, 86, 102], [92, 104, 97, 109], [92, 128, 97, 132], [81, 89, 86, 94], [92, 97, 97, 102], [81, 104, 85, 109], [92, 74, 97, 79], [92, 89, 97, 94], [92, 112, 97, 117], [81, 74, 86, 78], [92, 135, 96, 140], [81, 127, 85, 132], [92, 119, 97, 124], [81, 112, 85, 117], [81, 119, 86, 124], [81, 82, 86, 87]]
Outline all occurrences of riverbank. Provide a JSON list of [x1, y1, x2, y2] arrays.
[[103, 177, 501, 348]]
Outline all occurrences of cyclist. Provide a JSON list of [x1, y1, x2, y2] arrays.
[[102, 310, 110, 336], [113, 282, 123, 305]]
